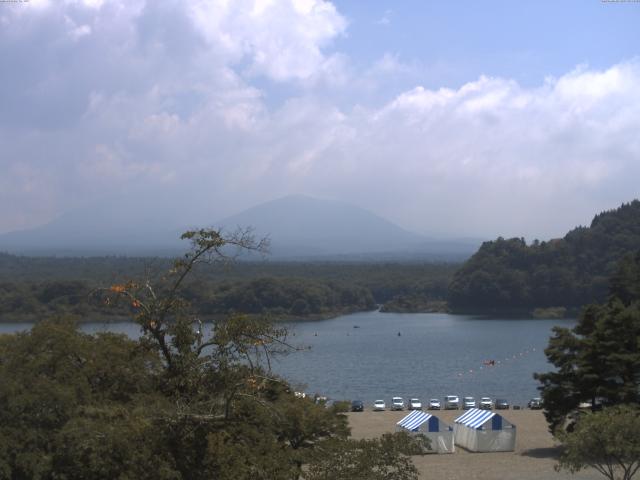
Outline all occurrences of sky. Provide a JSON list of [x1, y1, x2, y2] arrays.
[[1, 0, 639, 240]]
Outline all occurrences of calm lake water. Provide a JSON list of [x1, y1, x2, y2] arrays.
[[0, 311, 574, 407], [276, 311, 575, 406]]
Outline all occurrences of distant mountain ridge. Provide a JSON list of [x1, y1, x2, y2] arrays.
[[0, 194, 479, 260], [216, 195, 424, 257], [448, 200, 640, 310], [0, 211, 183, 257]]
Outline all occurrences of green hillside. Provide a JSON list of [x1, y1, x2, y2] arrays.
[[448, 200, 640, 311]]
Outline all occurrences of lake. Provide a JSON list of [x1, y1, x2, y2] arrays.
[[275, 311, 574, 406], [0, 311, 574, 407]]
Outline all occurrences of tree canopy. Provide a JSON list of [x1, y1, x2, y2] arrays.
[[0, 254, 456, 322], [556, 405, 640, 480], [535, 250, 640, 432], [0, 228, 423, 479], [449, 200, 640, 311]]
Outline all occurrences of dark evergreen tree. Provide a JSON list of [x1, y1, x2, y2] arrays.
[[535, 251, 640, 432]]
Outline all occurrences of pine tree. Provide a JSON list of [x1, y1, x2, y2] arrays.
[[535, 251, 640, 432]]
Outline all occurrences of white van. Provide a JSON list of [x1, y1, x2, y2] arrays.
[[444, 395, 459, 409], [391, 397, 405, 411]]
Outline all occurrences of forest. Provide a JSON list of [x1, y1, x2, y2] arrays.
[[448, 200, 640, 312], [0, 254, 456, 322]]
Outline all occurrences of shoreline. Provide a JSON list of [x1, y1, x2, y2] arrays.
[[0, 306, 378, 325], [0, 306, 579, 325]]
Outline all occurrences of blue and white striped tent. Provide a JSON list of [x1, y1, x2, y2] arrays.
[[453, 408, 516, 452], [396, 410, 454, 453]]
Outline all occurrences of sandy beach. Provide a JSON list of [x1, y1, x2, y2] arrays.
[[347, 409, 603, 480]]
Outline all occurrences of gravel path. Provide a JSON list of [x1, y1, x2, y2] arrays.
[[347, 409, 603, 480]]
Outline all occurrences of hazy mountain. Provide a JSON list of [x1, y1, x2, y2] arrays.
[[0, 194, 480, 259], [215, 195, 479, 260], [214, 195, 418, 255], [0, 201, 185, 256]]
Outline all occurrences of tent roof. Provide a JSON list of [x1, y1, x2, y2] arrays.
[[397, 410, 433, 431], [454, 408, 499, 429]]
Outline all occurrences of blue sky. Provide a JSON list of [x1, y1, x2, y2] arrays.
[[0, 0, 639, 240], [335, 1, 639, 85]]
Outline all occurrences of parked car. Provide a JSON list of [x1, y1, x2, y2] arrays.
[[373, 399, 386, 411], [351, 400, 364, 412], [444, 395, 460, 409], [323, 399, 335, 409], [391, 397, 405, 411], [578, 399, 604, 411], [428, 398, 441, 410], [409, 398, 422, 410], [528, 397, 543, 409], [462, 396, 476, 409], [479, 397, 493, 410], [495, 398, 510, 410]]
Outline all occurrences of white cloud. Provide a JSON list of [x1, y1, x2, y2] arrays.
[[370, 53, 415, 77], [0, 0, 638, 240], [348, 61, 640, 236], [375, 9, 392, 26], [187, 0, 347, 82]]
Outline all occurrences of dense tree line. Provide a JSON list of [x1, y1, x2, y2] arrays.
[[449, 200, 640, 310], [0, 281, 94, 320], [0, 253, 457, 290], [0, 256, 456, 321], [0, 277, 376, 321], [185, 277, 375, 317]]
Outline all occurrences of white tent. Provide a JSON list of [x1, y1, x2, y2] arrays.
[[453, 408, 516, 452], [396, 410, 455, 453]]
